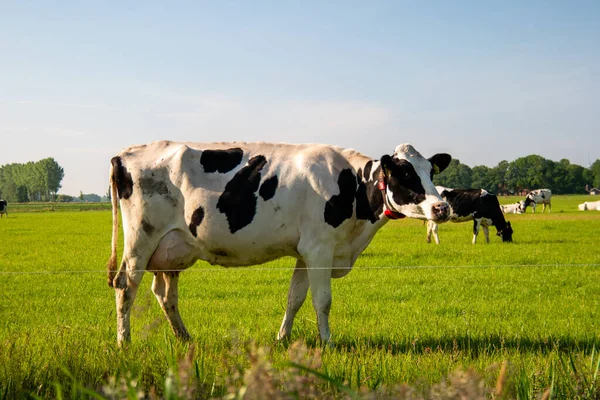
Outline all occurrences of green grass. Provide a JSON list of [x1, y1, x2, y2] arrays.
[[1, 195, 599, 398]]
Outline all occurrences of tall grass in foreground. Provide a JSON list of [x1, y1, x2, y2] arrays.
[[11, 340, 600, 399]]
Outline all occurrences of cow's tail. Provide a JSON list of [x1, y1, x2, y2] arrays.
[[106, 161, 119, 288]]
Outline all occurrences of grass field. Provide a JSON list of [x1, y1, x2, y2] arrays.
[[1, 195, 599, 398]]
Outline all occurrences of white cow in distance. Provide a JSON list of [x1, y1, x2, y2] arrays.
[[578, 201, 600, 211], [500, 202, 523, 214], [106, 141, 453, 345]]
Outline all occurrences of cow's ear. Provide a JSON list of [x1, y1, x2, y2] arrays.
[[380, 155, 393, 176], [428, 153, 451, 175]]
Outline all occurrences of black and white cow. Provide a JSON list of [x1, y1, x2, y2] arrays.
[[107, 141, 452, 344], [0, 200, 7, 218], [426, 187, 513, 245], [519, 189, 551, 213]]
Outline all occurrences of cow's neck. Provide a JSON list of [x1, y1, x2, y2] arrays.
[[355, 159, 387, 224], [490, 213, 508, 231]]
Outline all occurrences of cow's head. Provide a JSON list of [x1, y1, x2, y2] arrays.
[[517, 198, 531, 213], [497, 221, 513, 242], [514, 202, 523, 214], [379, 144, 451, 222]]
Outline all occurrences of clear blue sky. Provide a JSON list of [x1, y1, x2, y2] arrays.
[[1, 1, 599, 195]]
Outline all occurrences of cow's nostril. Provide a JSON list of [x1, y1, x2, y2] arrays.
[[434, 203, 447, 213]]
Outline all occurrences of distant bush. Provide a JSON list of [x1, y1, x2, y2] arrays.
[[56, 194, 74, 203]]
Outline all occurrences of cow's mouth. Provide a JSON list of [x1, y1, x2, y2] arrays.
[[434, 213, 450, 223]]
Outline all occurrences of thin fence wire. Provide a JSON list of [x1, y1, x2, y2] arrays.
[[0, 263, 599, 275]]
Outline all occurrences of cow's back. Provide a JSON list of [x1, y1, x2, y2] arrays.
[[529, 189, 552, 203]]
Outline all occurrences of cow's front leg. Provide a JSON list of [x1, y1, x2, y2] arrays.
[[277, 260, 309, 341], [427, 221, 440, 244], [426, 221, 433, 243], [472, 219, 482, 245], [297, 238, 335, 342], [152, 272, 191, 340], [307, 265, 332, 342]]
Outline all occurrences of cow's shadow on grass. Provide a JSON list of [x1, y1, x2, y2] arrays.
[[296, 334, 599, 355]]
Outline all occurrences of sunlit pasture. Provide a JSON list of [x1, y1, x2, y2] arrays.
[[1, 195, 599, 398]]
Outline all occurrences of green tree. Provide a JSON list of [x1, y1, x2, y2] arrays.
[[0, 158, 64, 202], [433, 159, 472, 189], [591, 159, 600, 189], [507, 155, 549, 191], [564, 164, 591, 194], [471, 165, 495, 192], [489, 161, 510, 194]]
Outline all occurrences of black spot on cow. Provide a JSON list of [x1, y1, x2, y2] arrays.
[[363, 160, 373, 180], [188, 206, 205, 237], [211, 248, 230, 257], [259, 175, 278, 201], [217, 155, 268, 233], [356, 168, 363, 182], [142, 219, 155, 234], [355, 164, 382, 223], [140, 177, 169, 196], [381, 156, 426, 206], [200, 148, 244, 173], [111, 156, 133, 200], [324, 169, 357, 228]]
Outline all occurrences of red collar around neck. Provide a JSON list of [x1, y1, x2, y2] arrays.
[[378, 171, 406, 220]]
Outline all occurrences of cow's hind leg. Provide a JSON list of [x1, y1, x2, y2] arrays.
[[152, 272, 191, 340], [277, 260, 309, 341], [113, 256, 148, 346], [472, 219, 482, 245], [482, 224, 490, 243]]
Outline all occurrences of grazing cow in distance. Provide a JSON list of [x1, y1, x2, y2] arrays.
[[427, 187, 513, 245], [107, 140, 452, 345], [500, 202, 523, 214], [0, 200, 7, 218], [519, 189, 552, 213], [578, 201, 600, 211]]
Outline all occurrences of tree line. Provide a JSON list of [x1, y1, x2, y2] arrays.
[[0, 158, 64, 202], [434, 155, 600, 195]]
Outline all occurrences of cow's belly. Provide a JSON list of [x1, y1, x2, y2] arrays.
[[197, 239, 299, 267], [449, 214, 473, 223], [148, 227, 300, 271]]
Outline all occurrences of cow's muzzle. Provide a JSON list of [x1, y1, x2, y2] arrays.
[[431, 201, 450, 222]]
